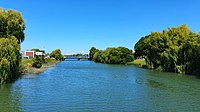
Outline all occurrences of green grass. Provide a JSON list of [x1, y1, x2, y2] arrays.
[[21, 58, 58, 67], [21, 59, 33, 66], [127, 59, 146, 67]]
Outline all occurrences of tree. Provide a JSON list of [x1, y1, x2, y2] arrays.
[[0, 8, 25, 43], [134, 24, 200, 75], [72, 54, 83, 57], [31, 48, 41, 52], [49, 49, 64, 61], [93, 50, 104, 63], [89, 47, 99, 60], [134, 35, 151, 58], [0, 36, 20, 84], [0, 8, 25, 84], [92, 47, 134, 64]]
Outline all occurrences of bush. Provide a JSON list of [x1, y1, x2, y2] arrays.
[[32, 57, 43, 68], [32, 61, 42, 68]]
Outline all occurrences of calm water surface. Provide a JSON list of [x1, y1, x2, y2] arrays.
[[0, 61, 200, 112]]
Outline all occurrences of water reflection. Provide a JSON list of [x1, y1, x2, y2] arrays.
[[0, 84, 22, 112], [147, 79, 168, 90], [22, 74, 38, 79]]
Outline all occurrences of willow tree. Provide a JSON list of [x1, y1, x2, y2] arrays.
[[0, 8, 25, 43], [0, 8, 25, 84], [0, 36, 20, 84], [134, 24, 200, 75]]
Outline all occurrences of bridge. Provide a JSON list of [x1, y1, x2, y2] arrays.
[[64, 56, 89, 61]]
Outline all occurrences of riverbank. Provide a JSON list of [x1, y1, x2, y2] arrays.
[[21, 58, 59, 74]]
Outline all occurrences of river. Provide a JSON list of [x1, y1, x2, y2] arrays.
[[0, 61, 200, 112]]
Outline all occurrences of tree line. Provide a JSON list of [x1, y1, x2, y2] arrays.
[[89, 47, 134, 64], [0, 8, 25, 84], [134, 24, 200, 76]]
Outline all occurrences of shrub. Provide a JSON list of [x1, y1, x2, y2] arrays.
[[32, 57, 43, 68]]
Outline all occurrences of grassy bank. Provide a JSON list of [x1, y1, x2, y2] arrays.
[[21, 58, 59, 74], [127, 59, 147, 68]]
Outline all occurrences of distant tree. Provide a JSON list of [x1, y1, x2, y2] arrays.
[[49, 49, 64, 61], [83, 54, 89, 56], [89, 47, 99, 60], [73, 54, 83, 57], [31, 48, 41, 52], [92, 47, 134, 64]]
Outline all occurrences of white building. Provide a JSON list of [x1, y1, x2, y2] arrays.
[[35, 52, 45, 56]]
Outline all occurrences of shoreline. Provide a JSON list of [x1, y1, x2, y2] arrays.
[[126, 59, 146, 67], [22, 60, 59, 74]]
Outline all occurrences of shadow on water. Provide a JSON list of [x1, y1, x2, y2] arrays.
[[146, 79, 169, 90], [0, 84, 22, 112], [135, 78, 170, 90], [195, 75, 200, 79]]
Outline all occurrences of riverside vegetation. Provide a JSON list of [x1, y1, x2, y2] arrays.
[[21, 48, 64, 74], [89, 25, 200, 76], [0, 7, 64, 84], [21, 57, 59, 74], [127, 59, 146, 67], [89, 47, 134, 64], [134, 24, 200, 76], [31, 49, 64, 69], [0, 8, 25, 84]]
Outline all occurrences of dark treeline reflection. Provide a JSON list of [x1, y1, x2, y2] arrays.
[[0, 84, 22, 112]]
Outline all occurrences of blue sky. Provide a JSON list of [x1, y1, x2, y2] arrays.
[[0, 0, 200, 54]]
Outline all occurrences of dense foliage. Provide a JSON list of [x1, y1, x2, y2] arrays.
[[31, 55, 47, 68], [134, 24, 200, 75], [89, 47, 99, 60], [89, 47, 134, 64], [49, 49, 64, 61], [0, 37, 20, 84], [32, 57, 43, 68], [0, 8, 25, 84], [0, 8, 25, 43]]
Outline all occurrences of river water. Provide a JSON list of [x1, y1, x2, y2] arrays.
[[0, 61, 200, 112]]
